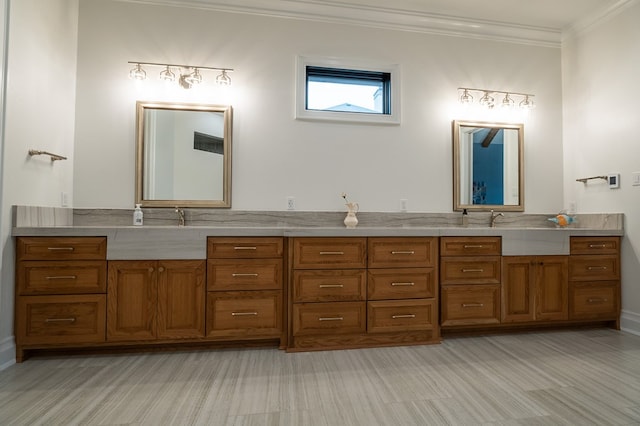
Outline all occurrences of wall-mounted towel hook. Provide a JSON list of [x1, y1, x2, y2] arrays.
[[28, 149, 67, 162]]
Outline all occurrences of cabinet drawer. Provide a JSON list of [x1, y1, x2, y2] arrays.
[[367, 299, 435, 333], [569, 282, 619, 320], [367, 268, 435, 300], [17, 260, 107, 295], [206, 291, 281, 336], [569, 255, 620, 281], [292, 302, 366, 336], [570, 237, 620, 255], [293, 270, 366, 302], [441, 284, 500, 326], [293, 238, 366, 269], [17, 295, 106, 344], [16, 237, 107, 261], [368, 237, 437, 268], [207, 237, 283, 259], [440, 256, 501, 285], [207, 259, 282, 291], [440, 237, 501, 256]]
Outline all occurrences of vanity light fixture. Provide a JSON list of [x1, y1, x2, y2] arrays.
[[159, 66, 176, 82], [459, 88, 474, 105], [457, 88, 535, 111], [501, 93, 515, 109], [127, 61, 234, 88], [129, 63, 147, 80], [479, 91, 495, 109]]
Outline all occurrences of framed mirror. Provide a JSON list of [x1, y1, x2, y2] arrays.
[[135, 101, 232, 208], [453, 120, 524, 212]]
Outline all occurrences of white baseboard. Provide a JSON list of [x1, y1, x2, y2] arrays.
[[620, 310, 640, 336], [0, 335, 15, 371]]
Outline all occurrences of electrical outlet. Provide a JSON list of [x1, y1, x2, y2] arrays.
[[287, 196, 295, 211], [400, 199, 408, 212], [61, 192, 69, 207]]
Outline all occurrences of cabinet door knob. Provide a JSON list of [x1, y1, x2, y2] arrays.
[[158, 267, 165, 272], [148, 267, 154, 272]]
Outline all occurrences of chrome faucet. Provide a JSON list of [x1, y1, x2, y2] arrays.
[[490, 210, 504, 228], [175, 207, 185, 227]]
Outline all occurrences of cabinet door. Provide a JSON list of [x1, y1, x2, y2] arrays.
[[158, 260, 205, 339], [536, 256, 568, 321], [107, 261, 157, 341], [502, 257, 535, 322]]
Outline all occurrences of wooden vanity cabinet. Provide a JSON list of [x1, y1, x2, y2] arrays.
[[289, 237, 439, 351], [206, 237, 284, 343], [502, 256, 568, 323], [569, 237, 620, 326], [440, 237, 501, 327], [367, 237, 439, 337], [107, 260, 205, 341], [15, 237, 108, 362]]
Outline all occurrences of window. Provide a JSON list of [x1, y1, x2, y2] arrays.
[[296, 57, 400, 124]]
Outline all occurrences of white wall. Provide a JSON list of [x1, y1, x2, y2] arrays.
[[562, 1, 640, 333], [73, 0, 564, 213], [0, 0, 79, 368]]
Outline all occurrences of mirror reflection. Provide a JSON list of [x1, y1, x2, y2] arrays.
[[135, 101, 232, 208], [453, 120, 524, 212]]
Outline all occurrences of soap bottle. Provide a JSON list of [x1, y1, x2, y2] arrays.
[[461, 209, 468, 227], [133, 204, 143, 226]]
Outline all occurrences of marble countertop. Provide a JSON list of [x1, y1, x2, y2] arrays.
[[12, 224, 623, 260], [12, 206, 623, 259]]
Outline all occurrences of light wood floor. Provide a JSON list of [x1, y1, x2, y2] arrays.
[[2, 329, 640, 425]]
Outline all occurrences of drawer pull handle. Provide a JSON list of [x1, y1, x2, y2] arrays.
[[45, 275, 77, 280], [318, 317, 343, 321], [462, 268, 484, 273], [587, 298, 608, 303], [587, 266, 607, 271], [47, 247, 74, 251], [234, 246, 257, 250], [462, 303, 484, 308], [463, 245, 484, 248], [392, 314, 416, 319], [231, 312, 258, 316], [589, 244, 607, 248], [391, 282, 415, 286], [391, 251, 415, 255], [45, 317, 76, 323], [232, 273, 259, 277], [319, 284, 344, 288], [319, 251, 344, 255]]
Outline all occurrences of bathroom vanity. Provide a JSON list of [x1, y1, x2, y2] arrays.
[[11, 207, 623, 361]]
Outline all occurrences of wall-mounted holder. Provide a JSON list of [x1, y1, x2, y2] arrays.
[[28, 149, 67, 162], [576, 175, 608, 184]]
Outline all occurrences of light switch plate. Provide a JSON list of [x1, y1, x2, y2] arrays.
[[632, 172, 640, 186]]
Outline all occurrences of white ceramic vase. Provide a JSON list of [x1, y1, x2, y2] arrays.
[[344, 202, 359, 228]]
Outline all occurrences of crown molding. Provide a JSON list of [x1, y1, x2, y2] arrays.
[[562, 0, 637, 42], [118, 0, 563, 47]]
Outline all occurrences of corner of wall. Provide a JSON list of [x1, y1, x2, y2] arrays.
[[0, 335, 15, 370], [620, 309, 640, 336]]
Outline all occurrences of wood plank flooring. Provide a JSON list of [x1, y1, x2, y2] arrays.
[[1, 329, 640, 425]]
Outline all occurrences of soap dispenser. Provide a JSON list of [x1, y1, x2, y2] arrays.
[[461, 209, 468, 227], [133, 204, 143, 226]]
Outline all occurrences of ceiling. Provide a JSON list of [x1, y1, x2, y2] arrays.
[[126, 0, 632, 46]]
